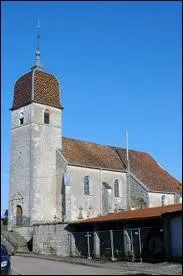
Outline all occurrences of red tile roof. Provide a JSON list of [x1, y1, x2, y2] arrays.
[[11, 69, 63, 110], [116, 148, 182, 194], [62, 137, 182, 195], [62, 137, 126, 171], [72, 203, 182, 224]]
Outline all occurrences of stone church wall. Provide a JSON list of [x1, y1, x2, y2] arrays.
[[56, 150, 67, 221], [129, 176, 177, 208], [30, 103, 62, 223], [148, 192, 175, 207], [67, 165, 127, 221], [33, 222, 70, 256], [8, 105, 32, 230], [129, 175, 149, 209]]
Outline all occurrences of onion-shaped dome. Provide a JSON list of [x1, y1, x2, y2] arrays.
[[11, 69, 63, 110]]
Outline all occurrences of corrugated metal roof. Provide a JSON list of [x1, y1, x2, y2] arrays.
[[71, 204, 182, 224]]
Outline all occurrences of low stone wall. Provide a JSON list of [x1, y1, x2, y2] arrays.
[[15, 226, 33, 242], [33, 222, 70, 256]]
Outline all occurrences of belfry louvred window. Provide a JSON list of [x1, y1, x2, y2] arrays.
[[44, 109, 50, 124]]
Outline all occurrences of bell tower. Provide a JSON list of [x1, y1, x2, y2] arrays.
[[8, 22, 63, 235]]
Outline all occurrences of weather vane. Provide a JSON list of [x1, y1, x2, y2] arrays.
[[31, 19, 44, 70]]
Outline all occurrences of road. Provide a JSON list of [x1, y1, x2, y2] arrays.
[[11, 255, 130, 275], [11, 255, 182, 275]]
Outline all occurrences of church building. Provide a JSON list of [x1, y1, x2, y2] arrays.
[[8, 40, 182, 240]]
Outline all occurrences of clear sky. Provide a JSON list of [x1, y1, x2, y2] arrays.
[[1, 1, 182, 216]]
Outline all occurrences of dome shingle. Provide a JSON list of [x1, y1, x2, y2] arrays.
[[11, 69, 62, 110]]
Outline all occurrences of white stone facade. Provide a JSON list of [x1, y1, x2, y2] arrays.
[[148, 192, 175, 207], [8, 103, 62, 230], [64, 165, 127, 221]]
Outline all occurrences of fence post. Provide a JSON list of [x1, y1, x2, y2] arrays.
[[110, 230, 117, 261], [86, 232, 92, 260], [138, 228, 142, 262], [130, 229, 135, 262], [93, 231, 100, 258]]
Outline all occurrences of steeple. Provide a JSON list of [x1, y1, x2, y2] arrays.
[[31, 20, 44, 70], [11, 19, 63, 111]]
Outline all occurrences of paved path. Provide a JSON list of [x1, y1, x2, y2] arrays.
[[11, 255, 139, 275], [11, 254, 182, 275]]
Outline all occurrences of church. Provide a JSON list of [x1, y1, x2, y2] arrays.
[[8, 41, 182, 240]]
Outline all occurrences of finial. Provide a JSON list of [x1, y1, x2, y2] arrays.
[[31, 19, 44, 70]]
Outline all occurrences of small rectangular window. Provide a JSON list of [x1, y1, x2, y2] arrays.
[[20, 118, 24, 125], [44, 110, 50, 124]]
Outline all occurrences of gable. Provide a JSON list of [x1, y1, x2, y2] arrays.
[[12, 192, 24, 201]]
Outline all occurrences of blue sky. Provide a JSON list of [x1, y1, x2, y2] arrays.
[[1, 1, 182, 216]]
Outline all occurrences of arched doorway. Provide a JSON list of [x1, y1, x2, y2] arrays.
[[16, 205, 22, 226]]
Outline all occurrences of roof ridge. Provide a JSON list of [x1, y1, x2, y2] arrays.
[[63, 136, 146, 154], [114, 146, 148, 154], [63, 136, 118, 149]]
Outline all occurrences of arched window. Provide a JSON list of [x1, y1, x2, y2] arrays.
[[114, 179, 120, 197], [84, 176, 91, 195], [44, 109, 50, 124], [16, 205, 22, 226], [161, 195, 166, 206], [19, 111, 24, 125]]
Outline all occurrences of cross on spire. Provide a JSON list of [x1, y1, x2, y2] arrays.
[[37, 19, 40, 50], [31, 19, 44, 70]]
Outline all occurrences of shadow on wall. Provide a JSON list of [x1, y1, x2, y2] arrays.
[[72, 232, 94, 258], [27, 238, 33, 251]]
